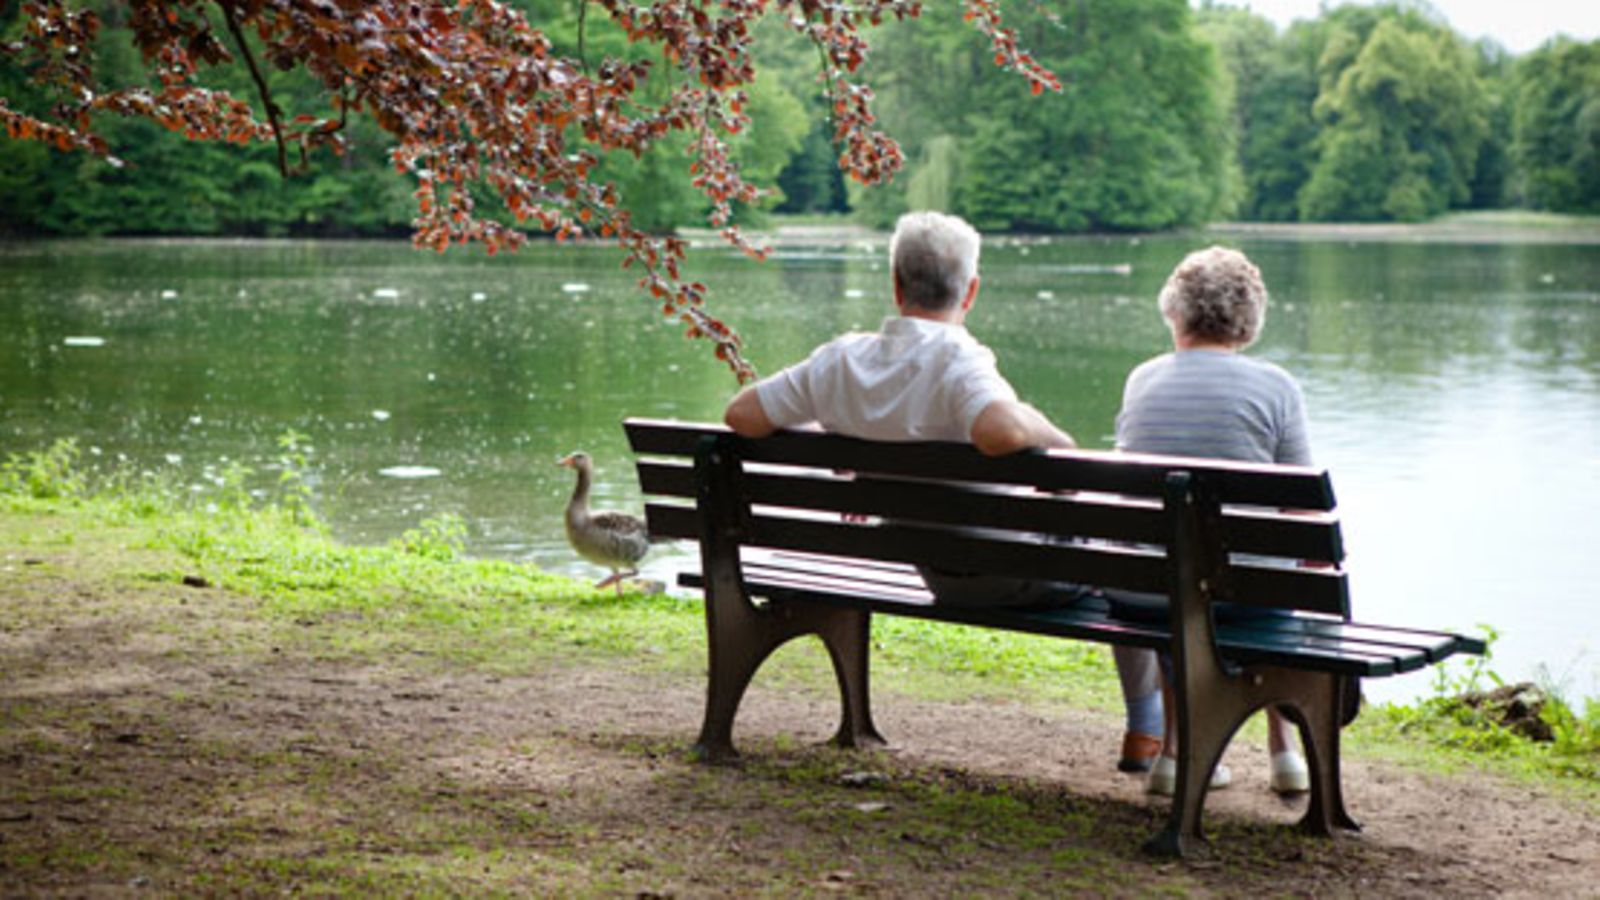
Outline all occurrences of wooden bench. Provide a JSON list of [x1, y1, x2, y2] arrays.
[[624, 417, 1486, 857]]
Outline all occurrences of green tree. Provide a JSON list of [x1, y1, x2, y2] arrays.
[[1511, 38, 1600, 212], [1299, 11, 1489, 221], [1197, 5, 1318, 221], [775, 118, 849, 214], [860, 0, 1233, 232], [1465, 38, 1515, 209]]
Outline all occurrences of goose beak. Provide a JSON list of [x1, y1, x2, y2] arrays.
[[556, 454, 574, 468]]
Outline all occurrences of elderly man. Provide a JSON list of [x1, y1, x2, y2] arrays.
[[724, 210, 1077, 605], [724, 211, 1071, 457], [725, 210, 1164, 774]]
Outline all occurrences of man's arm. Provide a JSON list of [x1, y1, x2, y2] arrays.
[[969, 400, 1076, 456], [724, 385, 777, 438]]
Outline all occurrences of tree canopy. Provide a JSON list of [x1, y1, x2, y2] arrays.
[[1512, 38, 1600, 213], [1, 0, 1058, 380]]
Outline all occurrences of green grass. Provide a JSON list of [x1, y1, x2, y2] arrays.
[[4, 437, 1597, 796]]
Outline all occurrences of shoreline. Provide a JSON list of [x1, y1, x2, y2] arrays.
[[7, 211, 1599, 251]]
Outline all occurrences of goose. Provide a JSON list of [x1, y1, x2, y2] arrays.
[[556, 451, 650, 594]]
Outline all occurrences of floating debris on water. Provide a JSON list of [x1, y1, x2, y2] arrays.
[[371, 410, 392, 421], [561, 282, 591, 293], [373, 288, 401, 299], [1042, 263, 1132, 276], [63, 336, 106, 347], [379, 465, 442, 479]]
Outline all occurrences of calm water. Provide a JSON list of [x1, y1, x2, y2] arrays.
[[2, 234, 1596, 701]]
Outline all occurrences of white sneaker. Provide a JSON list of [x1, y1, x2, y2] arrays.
[[1147, 756, 1232, 796], [1270, 751, 1310, 795]]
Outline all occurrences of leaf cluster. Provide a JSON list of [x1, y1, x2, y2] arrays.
[[2, 0, 1057, 381]]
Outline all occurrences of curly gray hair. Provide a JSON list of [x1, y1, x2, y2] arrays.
[[890, 211, 981, 312], [1158, 246, 1268, 348]]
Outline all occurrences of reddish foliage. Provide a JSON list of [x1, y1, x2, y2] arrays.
[[2, 0, 1057, 382]]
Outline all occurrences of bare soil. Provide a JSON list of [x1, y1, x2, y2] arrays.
[[2, 554, 1597, 897]]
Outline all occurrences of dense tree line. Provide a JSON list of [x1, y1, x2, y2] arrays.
[[4, 1, 1599, 239], [1195, 2, 1600, 220]]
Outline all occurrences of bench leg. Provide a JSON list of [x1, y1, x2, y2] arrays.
[[1291, 675, 1361, 836], [695, 597, 886, 761], [1145, 684, 1255, 858], [1145, 667, 1361, 856], [816, 606, 887, 750], [694, 605, 778, 762]]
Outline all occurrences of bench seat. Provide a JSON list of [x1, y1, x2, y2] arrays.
[[680, 549, 1482, 677]]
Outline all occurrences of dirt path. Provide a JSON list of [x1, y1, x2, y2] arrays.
[[2, 563, 1597, 896]]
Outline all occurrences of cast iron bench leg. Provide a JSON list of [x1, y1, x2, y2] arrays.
[[1145, 666, 1361, 857], [693, 435, 884, 760], [1295, 671, 1362, 836], [695, 591, 886, 760]]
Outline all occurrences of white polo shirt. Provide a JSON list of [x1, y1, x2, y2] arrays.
[[754, 316, 1018, 442]]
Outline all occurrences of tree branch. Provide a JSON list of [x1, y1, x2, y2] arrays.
[[217, 0, 293, 177], [576, 0, 589, 74]]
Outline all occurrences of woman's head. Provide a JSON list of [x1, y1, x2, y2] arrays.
[[1158, 246, 1268, 349]]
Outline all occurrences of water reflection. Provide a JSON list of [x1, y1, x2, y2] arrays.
[[1, 236, 1596, 700]]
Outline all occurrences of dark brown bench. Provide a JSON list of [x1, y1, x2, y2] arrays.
[[624, 417, 1486, 857]]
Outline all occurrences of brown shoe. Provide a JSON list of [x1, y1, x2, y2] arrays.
[[1119, 731, 1161, 773]]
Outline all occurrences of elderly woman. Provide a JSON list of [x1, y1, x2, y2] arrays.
[[1114, 245, 1311, 797]]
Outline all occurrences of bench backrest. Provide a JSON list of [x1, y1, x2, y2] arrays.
[[626, 418, 1349, 617]]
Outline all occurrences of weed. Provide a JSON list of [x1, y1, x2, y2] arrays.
[[393, 513, 467, 562], [272, 428, 317, 526], [1, 438, 86, 500]]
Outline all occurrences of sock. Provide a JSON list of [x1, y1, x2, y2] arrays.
[[1126, 689, 1163, 738]]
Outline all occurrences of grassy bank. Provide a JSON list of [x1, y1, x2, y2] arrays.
[[5, 439, 1594, 790]]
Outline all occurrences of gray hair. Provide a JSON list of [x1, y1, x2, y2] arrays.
[[1158, 246, 1268, 348], [889, 211, 981, 312]]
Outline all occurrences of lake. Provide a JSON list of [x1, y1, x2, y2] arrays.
[[2, 231, 1596, 702]]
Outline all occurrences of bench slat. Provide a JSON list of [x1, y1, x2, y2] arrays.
[[636, 459, 1344, 563], [626, 418, 1337, 510], [645, 502, 1351, 616]]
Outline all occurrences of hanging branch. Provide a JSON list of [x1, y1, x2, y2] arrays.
[[217, 0, 295, 177]]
